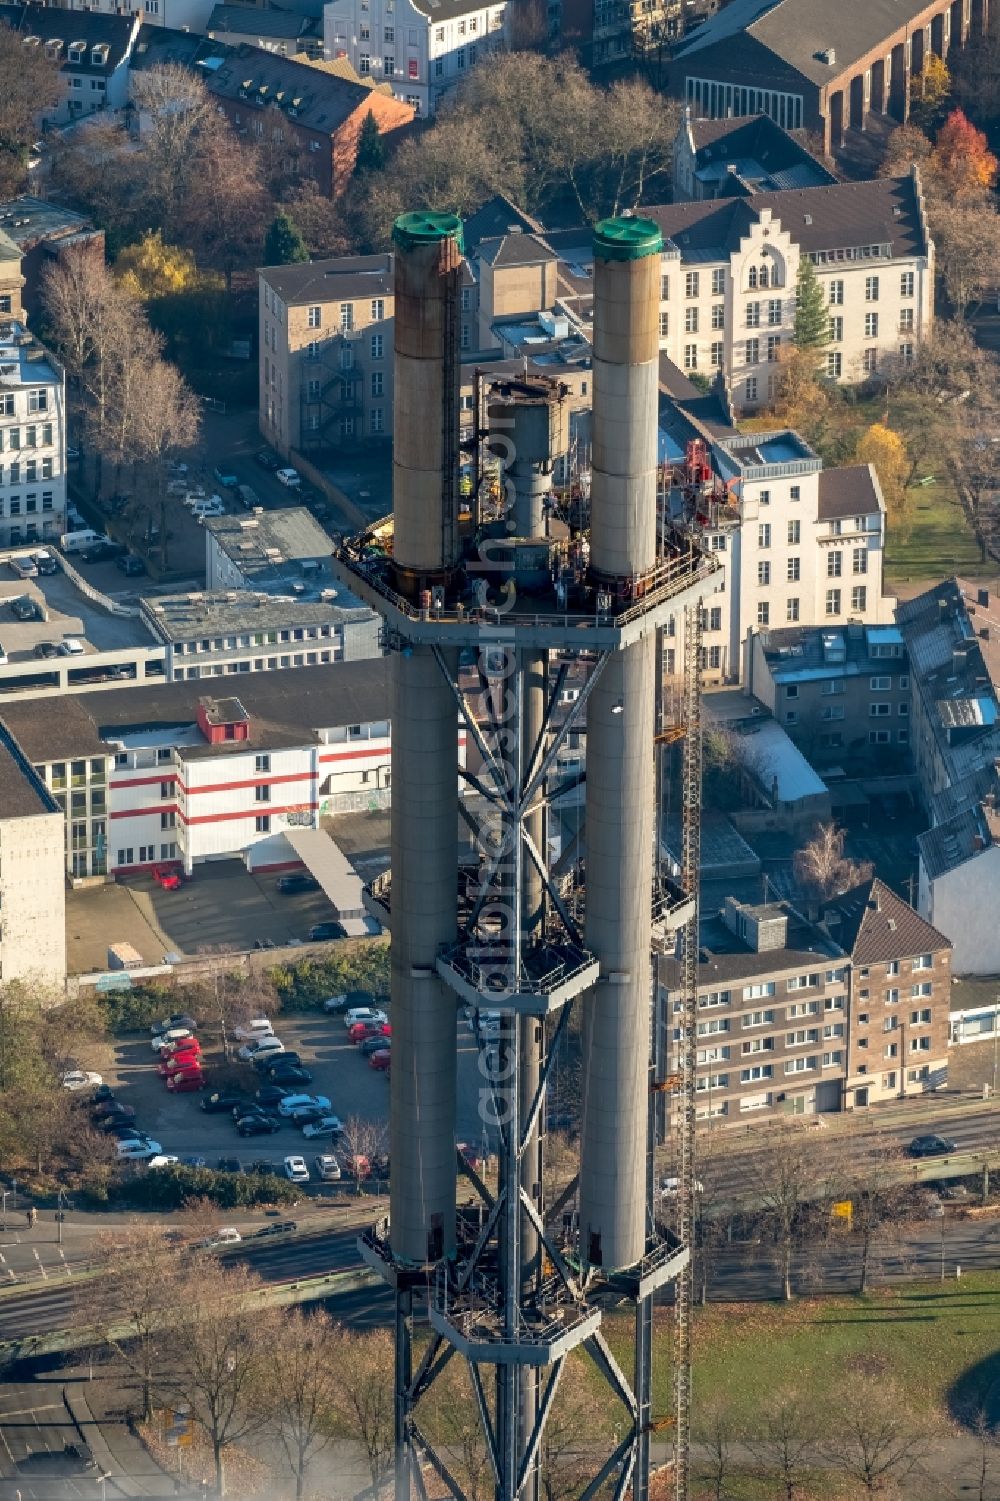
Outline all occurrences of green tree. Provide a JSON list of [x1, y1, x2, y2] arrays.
[[793, 255, 829, 352], [353, 109, 386, 176], [263, 212, 309, 266]]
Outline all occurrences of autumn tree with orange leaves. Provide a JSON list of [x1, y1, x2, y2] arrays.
[[929, 108, 999, 197]]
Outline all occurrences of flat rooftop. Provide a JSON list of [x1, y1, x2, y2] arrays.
[[0, 197, 94, 248], [205, 507, 336, 591], [140, 589, 373, 643], [0, 328, 61, 387]]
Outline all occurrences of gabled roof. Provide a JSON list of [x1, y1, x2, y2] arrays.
[[677, 0, 934, 89], [684, 111, 836, 193], [476, 231, 553, 270], [463, 194, 542, 253], [817, 464, 883, 521], [260, 251, 392, 303], [645, 174, 928, 262], [823, 877, 950, 962], [0, 3, 136, 71], [208, 4, 316, 38], [207, 42, 377, 133]]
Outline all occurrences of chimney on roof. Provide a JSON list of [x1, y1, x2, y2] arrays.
[[939, 598, 949, 620]]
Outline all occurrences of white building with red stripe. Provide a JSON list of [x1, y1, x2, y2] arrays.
[[0, 659, 410, 880]]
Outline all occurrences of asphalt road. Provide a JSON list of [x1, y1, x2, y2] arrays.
[[0, 1382, 105, 1500]]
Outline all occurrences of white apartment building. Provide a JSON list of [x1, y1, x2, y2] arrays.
[[0, 726, 66, 987], [323, 0, 507, 116], [646, 169, 933, 410], [0, 326, 67, 552], [1, 661, 396, 880], [662, 392, 893, 685]]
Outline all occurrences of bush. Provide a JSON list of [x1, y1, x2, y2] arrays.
[[99, 983, 175, 1035], [269, 941, 390, 1011], [113, 1164, 299, 1210]]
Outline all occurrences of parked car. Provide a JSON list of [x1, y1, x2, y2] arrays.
[[117, 1138, 162, 1161], [322, 993, 349, 1013], [238, 1036, 284, 1062], [11, 595, 40, 621], [159, 1055, 202, 1078], [341, 1154, 371, 1180], [314, 1153, 341, 1181], [276, 872, 319, 894], [34, 550, 59, 575], [345, 1007, 389, 1031], [255, 448, 280, 471], [97, 1110, 136, 1130], [238, 1112, 281, 1137], [278, 1093, 331, 1117], [153, 1014, 198, 1035], [350, 1020, 391, 1043], [369, 1049, 391, 1071], [213, 466, 238, 488], [107, 1123, 145, 1140], [255, 1084, 290, 1107], [79, 542, 121, 564], [201, 1092, 244, 1115], [284, 1154, 310, 1182], [216, 1158, 244, 1175], [254, 1050, 300, 1073], [58, 638, 86, 656], [166, 1071, 205, 1093], [161, 1035, 202, 1057], [62, 1070, 102, 1090], [275, 467, 301, 488], [266, 1063, 311, 1084], [159, 1045, 202, 1068], [8, 554, 37, 578], [909, 1135, 957, 1158], [92, 1084, 114, 1103], [360, 1033, 392, 1055], [152, 1027, 194, 1052], [233, 1019, 274, 1043], [301, 1116, 342, 1140], [116, 554, 146, 576], [92, 1100, 133, 1122], [308, 921, 344, 942], [152, 863, 183, 890], [147, 1154, 180, 1168], [34, 641, 58, 659], [200, 1227, 242, 1248]]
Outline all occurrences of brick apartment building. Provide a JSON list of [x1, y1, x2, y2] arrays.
[[660, 880, 950, 1122]]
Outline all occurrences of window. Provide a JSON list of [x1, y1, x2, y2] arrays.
[[371, 298, 385, 321], [660, 273, 670, 299], [910, 1036, 931, 1053], [371, 371, 384, 398], [886, 988, 900, 1004], [685, 306, 699, 334], [254, 784, 271, 803], [887, 960, 900, 976], [255, 755, 270, 772], [826, 589, 841, 616], [851, 586, 867, 612], [307, 305, 321, 329], [823, 1022, 844, 1039], [160, 810, 175, 830], [371, 333, 384, 360], [828, 279, 844, 305], [685, 271, 699, 298], [822, 1051, 843, 1069], [787, 975, 819, 993], [786, 1028, 819, 1047], [899, 307, 914, 332], [711, 268, 725, 295], [786, 597, 800, 622], [159, 781, 172, 799], [869, 729, 891, 745], [340, 302, 354, 330], [785, 556, 801, 584], [708, 606, 722, 631], [828, 315, 843, 342], [766, 335, 781, 362], [746, 301, 760, 328], [27, 390, 47, 413], [900, 271, 914, 297], [870, 675, 890, 691], [870, 702, 891, 717], [745, 338, 759, 365], [371, 408, 384, 434], [910, 1008, 932, 1024], [684, 344, 698, 371], [385, 23, 394, 38], [711, 303, 725, 330], [255, 814, 270, 833], [785, 684, 799, 700], [758, 523, 771, 549], [825, 994, 845, 1011], [827, 550, 842, 578], [743, 983, 775, 1002], [827, 351, 842, 378], [740, 1065, 773, 1082], [742, 1037, 775, 1054], [899, 342, 914, 363], [659, 311, 669, 337], [851, 545, 869, 576], [359, 51, 371, 72], [913, 953, 933, 970], [757, 601, 770, 626], [865, 276, 880, 302], [710, 340, 724, 367], [745, 377, 758, 402], [757, 560, 771, 586], [865, 312, 879, 338], [767, 298, 781, 325], [697, 1016, 730, 1035]]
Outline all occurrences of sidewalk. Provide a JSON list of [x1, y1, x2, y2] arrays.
[[64, 1379, 176, 1499]]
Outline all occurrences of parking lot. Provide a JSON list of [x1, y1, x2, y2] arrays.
[[0, 564, 152, 668], [93, 1010, 494, 1177], [66, 859, 342, 972]]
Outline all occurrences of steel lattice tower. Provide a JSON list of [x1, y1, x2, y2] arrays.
[[330, 210, 716, 1501]]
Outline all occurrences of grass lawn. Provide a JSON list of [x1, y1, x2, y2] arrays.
[[592, 1273, 1000, 1434], [885, 474, 991, 588]]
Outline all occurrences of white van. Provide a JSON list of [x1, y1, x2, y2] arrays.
[[60, 529, 105, 554]]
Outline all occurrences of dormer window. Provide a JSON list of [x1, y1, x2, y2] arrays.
[[68, 40, 85, 62]]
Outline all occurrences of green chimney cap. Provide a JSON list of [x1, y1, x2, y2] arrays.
[[592, 216, 663, 261], [393, 212, 465, 254]]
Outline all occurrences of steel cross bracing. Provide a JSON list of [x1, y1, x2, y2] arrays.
[[672, 603, 704, 1501]]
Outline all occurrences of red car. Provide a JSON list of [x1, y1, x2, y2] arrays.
[[152, 863, 183, 890], [349, 1021, 392, 1044], [159, 1050, 201, 1076], [161, 1037, 202, 1059], [166, 1069, 205, 1092], [369, 1048, 391, 1071], [342, 1153, 371, 1178]]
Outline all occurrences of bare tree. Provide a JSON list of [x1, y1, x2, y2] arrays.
[[339, 1114, 388, 1194], [745, 1391, 819, 1501], [745, 1124, 828, 1301], [692, 1399, 739, 1501], [0, 25, 64, 198], [331, 1328, 395, 1492], [168, 1259, 277, 1495], [130, 65, 222, 219], [538, 1365, 595, 1501], [821, 1380, 930, 1498], [77, 1224, 186, 1421], [793, 821, 873, 904], [260, 1309, 341, 1499], [829, 1133, 912, 1294]]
